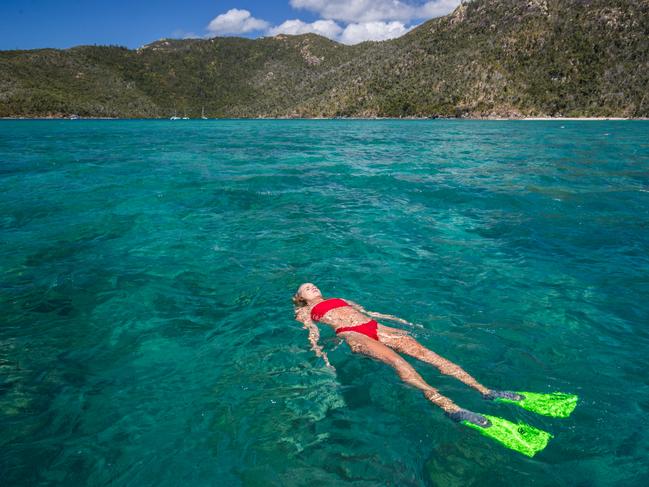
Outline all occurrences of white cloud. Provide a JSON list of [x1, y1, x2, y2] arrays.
[[418, 0, 463, 18], [339, 21, 411, 44], [289, 0, 460, 23], [267, 18, 408, 44], [268, 19, 343, 39], [207, 9, 269, 36], [201, 1, 460, 45]]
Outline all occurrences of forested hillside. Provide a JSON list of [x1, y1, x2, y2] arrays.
[[1, 0, 648, 118]]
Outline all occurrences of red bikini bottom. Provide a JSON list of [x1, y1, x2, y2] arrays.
[[335, 320, 379, 341]]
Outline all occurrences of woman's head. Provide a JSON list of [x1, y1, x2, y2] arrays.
[[293, 283, 323, 306]]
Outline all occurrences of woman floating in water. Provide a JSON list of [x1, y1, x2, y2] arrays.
[[293, 283, 578, 457]]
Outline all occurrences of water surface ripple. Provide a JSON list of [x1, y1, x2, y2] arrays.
[[1, 120, 649, 486]]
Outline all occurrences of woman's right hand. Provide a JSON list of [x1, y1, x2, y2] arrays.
[[294, 306, 309, 322]]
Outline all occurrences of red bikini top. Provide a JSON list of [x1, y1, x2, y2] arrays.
[[310, 298, 349, 322]]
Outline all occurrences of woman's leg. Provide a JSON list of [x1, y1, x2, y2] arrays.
[[344, 334, 460, 414], [379, 330, 491, 396]]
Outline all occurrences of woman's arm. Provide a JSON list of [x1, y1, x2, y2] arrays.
[[346, 300, 421, 328], [294, 307, 334, 370]]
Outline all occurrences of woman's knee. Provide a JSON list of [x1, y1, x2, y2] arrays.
[[392, 359, 423, 383], [438, 362, 461, 375]]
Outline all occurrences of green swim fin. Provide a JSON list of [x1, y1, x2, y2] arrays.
[[496, 392, 578, 418], [462, 415, 553, 458]]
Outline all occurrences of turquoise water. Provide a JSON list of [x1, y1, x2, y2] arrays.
[[1, 120, 648, 486]]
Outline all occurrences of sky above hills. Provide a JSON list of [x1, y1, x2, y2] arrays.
[[0, 0, 461, 50]]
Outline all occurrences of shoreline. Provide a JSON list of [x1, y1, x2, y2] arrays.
[[0, 116, 644, 121], [520, 117, 632, 121]]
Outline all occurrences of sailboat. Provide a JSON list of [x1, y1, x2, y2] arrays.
[[170, 109, 180, 121], [201, 107, 208, 120]]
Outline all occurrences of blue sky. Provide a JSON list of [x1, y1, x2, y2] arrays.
[[0, 0, 460, 50]]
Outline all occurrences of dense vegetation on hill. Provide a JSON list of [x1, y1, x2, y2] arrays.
[[1, 0, 648, 118]]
